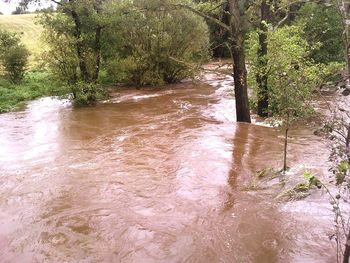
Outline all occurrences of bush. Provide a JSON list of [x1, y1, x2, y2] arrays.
[[104, 0, 210, 86], [0, 30, 30, 83], [3, 45, 29, 83], [71, 82, 108, 106]]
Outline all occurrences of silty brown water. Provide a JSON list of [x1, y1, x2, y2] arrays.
[[0, 71, 336, 262]]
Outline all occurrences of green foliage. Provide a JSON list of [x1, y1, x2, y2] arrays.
[[295, 2, 344, 64], [303, 171, 321, 188], [247, 25, 328, 123], [2, 44, 30, 83], [104, 0, 210, 86], [194, 0, 230, 58], [0, 30, 20, 53], [0, 70, 69, 113], [38, 1, 106, 104], [334, 161, 350, 186], [39, 13, 78, 85], [71, 82, 107, 106], [0, 30, 30, 83]]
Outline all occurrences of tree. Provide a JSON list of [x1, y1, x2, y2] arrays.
[[247, 25, 326, 171], [12, 5, 29, 15], [16, 0, 105, 83], [331, 0, 350, 84], [103, 0, 209, 86], [36, 0, 107, 104], [179, 0, 251, 123], [34, 5, 55, 13], [185, 0, 302, 121], [194, 0, 231, 58], [227, 0, 251, 123], [296, 2, 344, 64], [248, 0, 306, 117], [255, 0, 271, 117]]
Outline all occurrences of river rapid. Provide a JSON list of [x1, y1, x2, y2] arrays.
[[0, 69, 336, 262]]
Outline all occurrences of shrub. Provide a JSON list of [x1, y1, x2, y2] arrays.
[[3, 45, 29, 83], [0, 30, 30, 83], [71, 82, 108, 106]]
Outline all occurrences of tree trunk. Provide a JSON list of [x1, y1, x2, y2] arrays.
[[92, 0, 103, 83], [228, 0, 251, 123], [257, 0, 269, 117], [232, 43, 251, 123], [343, 229, 350, 263], [93, 25, 102, 83], [70, 9, 89, 82], [339, 0, 350, 86], [347, 44, 350, 85], [283, 127, 288, 172]]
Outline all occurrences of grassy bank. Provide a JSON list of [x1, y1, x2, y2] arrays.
[[0, 71, 69, 113]]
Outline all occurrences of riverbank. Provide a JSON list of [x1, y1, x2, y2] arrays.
[[0, 70, 69, 113]]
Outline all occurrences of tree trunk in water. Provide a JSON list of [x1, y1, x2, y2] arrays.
[[283, 127, 288, 172], [232, 43, 251, 123], [228, 0, 251, 123], [344, 229, 350, 263], [347, 45, 350, 85], [257, 0, 269, 117]]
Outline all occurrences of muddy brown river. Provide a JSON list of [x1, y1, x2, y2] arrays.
[[0, 72, 336, 262]]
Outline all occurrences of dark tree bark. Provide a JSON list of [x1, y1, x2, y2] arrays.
[[175, 1, 251, 123], [344, 231, 350, 263], [256, 0, 270, 117], [93, 25, 102, 83], [283, 127, 288, 172], [228, 0, 251, 123], [70, 8, 89, 82], [232, 42, 251, 123], [92, 0, 103, 83]]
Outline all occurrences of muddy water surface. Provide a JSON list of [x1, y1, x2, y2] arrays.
[[0, 72, 335, 262]]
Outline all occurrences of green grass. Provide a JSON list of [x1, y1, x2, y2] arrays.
[[0, 14, 45, 66], [0, 71, 69, 113]]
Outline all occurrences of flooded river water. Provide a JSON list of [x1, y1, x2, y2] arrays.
[[0, 71, 336, 262]]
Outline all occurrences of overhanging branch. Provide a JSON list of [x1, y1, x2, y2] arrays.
[[173, 3, 230, 32]]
